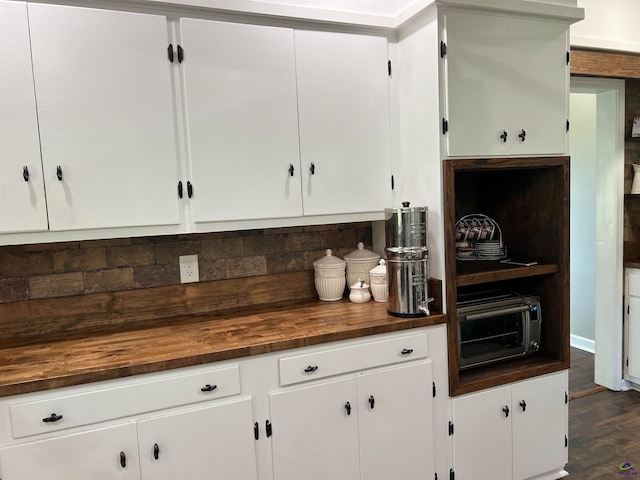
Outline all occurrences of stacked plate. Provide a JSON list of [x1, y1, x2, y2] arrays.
[[474, 239, 506, 260]]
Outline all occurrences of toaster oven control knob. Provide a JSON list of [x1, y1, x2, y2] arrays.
[[530, 340, 539, 351]]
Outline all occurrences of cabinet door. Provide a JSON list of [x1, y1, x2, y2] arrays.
[[628, 296, 640, 379], [509, 19, 568, 156], [357, 361, 434, 480], [181, 19, 302, 223], [443, 11, 511, 157], [0, 422, 139, 480], [269, 377, 359, 480], [295, 30, 392, 216], [452, 385, 512, 480], [137, 398, 258, 480], [27, 4, 179, 231], [512, 371, 568, 480], [0, 1, 48, 233]]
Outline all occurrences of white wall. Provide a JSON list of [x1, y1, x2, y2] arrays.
[[572, 0, 640, 53]]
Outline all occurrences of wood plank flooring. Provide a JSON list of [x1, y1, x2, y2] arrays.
[[567, 347, 640, 479]]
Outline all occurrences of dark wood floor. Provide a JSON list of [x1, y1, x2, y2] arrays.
[[567, 347, 640, 479]]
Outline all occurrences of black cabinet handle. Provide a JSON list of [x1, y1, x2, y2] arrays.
[[187, 181, 193, 198], [254, 422, 259, 440], [56, 165, 63, 181], [401, 348, 414, 355], [120, 451, 126, 468], [200, 384, 217, 392], [23, 166, 29, 182], [345, 401, 351, 416], [304, 365, 318, 373], [518, 129, 526, 142], [178, 181, 183, 199], [368, 395, 375, 409], [266, 419, 272, 437], [289, 164, 294, 176], [42, 413, 63, 423], [153, 443, 159, 460], [310, 162, 315, 175], [499, 130, 508, 143], [502, 405, 510, 417], [519, 400, 527, 412], [168, 44, 174, 63], [177, 44, 184, 63]]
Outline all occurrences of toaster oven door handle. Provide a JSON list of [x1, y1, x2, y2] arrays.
[[464, 305, 530, 321]]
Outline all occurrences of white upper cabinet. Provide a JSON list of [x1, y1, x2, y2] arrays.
[[27, 4, 180, 231], [181, 19, 302, 223], [442, 10, 569, 157], [0, 1, 48, 234], [295, 30, 392, 216]]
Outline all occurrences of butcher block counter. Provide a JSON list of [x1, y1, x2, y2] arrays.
[[0, 271, 445, 397]]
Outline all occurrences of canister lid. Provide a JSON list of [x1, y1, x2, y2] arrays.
[[384, 201, 428, 216], [313, 249, 346, 268], [344, 242, 380, 263], [369, 259, 387, 276]]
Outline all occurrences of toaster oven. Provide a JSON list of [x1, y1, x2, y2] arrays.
[[457, 290, 541, 370]]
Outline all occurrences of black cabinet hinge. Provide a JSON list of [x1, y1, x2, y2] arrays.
[[565, 391, 568, 404], [254, 422, 259, 440], [433, 382, 436, 398], [391, 174, 395, 190], [442, 118, 448, 135], [266, 419, 272, 438], [566, 51, 570, 64], [177, 44, 184, 63], [450, 468, 455, 480], [565, 435, 568, 447], [168, 44, 174, 63], [448, 421, 454, 435], [566, 119, 570, 132], [388, 60, 392, 76], [440, 41, 447, 58]]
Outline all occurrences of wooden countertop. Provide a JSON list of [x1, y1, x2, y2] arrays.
[[0, 299, 446, 397]]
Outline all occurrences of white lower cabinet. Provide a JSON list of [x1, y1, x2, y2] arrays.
[[624, 268, 640, 386], [451, 371, 568, 480], [0, 422, 140, 480], [269, 361, 434, 480]]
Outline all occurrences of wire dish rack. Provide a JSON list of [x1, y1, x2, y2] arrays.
[[455, 214, 507, 261]]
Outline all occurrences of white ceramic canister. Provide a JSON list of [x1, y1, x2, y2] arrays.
[[368, 259, 388, 303], [348, 279, 371, 303], [343, 242, 380, 289], [312, 249, 346, 301]]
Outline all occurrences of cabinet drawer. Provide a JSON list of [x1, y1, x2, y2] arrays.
[[10, 365, 240, 439], [629, 272, 640, 297], [279, 332, 428, 386]]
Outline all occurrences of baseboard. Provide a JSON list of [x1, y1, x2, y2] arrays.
[[570, 334, 595, 353]]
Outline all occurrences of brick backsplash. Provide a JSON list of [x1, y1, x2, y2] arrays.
[[0, 223, 372, 303]]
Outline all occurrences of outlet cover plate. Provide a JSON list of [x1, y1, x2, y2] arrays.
[[179, 255, 199, 283]]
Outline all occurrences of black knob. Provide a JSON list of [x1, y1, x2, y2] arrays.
[[503, 405, 510, 417], [289, 164, 294, 176], [23, 166, 29, 182], [200, 384, 217, 392], [519, 400, 527, 412], [368, 395, 375, 409], [153, 443, 159, 460], [310, 162, 315, 175], [402, 201, 410, 207], [304, 365, 319, 373], [56, 165, 63, 181], [401, 348, 414, 355], [120, 451, 127, 468], [187, 181, 193, 198], [177, 181, 183, 198], [518, 129, 526, 142], [345, 401, 351, 416], [42, 413, 63, 423], [499, 130, 508, 143]]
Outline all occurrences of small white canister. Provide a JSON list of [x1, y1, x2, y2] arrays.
[[368, 259, 388, 303], [313, 249, 346, 301], [344, 242, 380, 289]]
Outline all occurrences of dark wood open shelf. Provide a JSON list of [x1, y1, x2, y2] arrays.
[[444, 157, 570, 396], [456, 261, 558, 287]]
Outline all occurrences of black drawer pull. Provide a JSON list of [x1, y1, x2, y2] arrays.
[[368, 395, 375, 409], [401, 348, 414, 355], [345, 401, 351, 416], [23, 166, 29, 182], [304, 365, 319, 373], [518, 129, 526, 142], [56, 165, 63, 181], [310, 162, 316, 175], [178, 181, 183, 198], [120, 451, 127, 468], [519, 400, 527, 412], [499, 130, 508, 143], [153, 443, 159, 460], [503, 405, 510, 417], [42, 413, 63, 423], [200, 384, 217, 392], [289, 164, 294, 176], [187, 181, 193, 198]]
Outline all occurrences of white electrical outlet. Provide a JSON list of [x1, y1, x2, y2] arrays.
[[179, 255, 199, 284]]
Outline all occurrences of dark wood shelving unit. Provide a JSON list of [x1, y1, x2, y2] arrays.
[[444, 157, 570, 396]]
